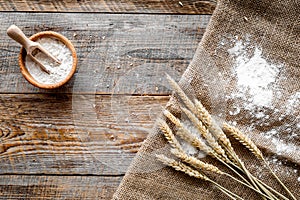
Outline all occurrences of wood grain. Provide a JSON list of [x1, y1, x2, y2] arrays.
[[0, 5, 212, 199], [0, 13, 210, 94], [0, 0, 216, 14], [0, 175, 122, 199], [0, 94, 169, 175]]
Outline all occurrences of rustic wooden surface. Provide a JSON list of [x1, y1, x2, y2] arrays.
[[0, 0, 216, 14], [0, 175, 123, 199], [0, 1, 212, 199], [0, 13, 210, 94], [0, 94, 170, 175]]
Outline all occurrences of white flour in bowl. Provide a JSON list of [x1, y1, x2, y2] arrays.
[[25, 37, 73, 85]]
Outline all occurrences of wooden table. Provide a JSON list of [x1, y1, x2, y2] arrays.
[[0, 1, 214, 199]]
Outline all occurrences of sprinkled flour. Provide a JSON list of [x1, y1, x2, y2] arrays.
[[227, 43, 282, 111], [225, 37, 299, 167], [25, 37, 73, 84], [284, 92, 300, 116], [180, 120, 206, 158]]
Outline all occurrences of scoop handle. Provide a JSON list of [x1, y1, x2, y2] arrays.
[[7, 25, 34, 51]]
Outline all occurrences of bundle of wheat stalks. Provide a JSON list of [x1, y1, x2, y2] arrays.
[[156, 75, 296, 200]]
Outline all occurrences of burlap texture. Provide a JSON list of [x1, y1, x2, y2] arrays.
[[113, 0, 300, 199]]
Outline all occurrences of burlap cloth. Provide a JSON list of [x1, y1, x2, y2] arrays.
[[113, 0, 300, 199]]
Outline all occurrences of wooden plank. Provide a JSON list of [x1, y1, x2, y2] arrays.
[[0, 175, 122, 199], [0, 94, 169, 175], [0, 13, 210, 94], [0, 0, 216, 14]]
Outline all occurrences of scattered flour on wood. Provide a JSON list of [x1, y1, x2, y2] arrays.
[[26, 37, 73, 84]]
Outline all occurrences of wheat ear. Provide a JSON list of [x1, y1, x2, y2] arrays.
[[156, 154, 243, 200], [194, 100, 235, 154], [171, 148, 223, 174], [181, 106, 227, 159], [191, 104, 258, 189], [157, 119, 183, 152], [156, 154, 209, 181], [163, 109, 181, 127], [194, 99, 213, 127], [163, 109, 213, 154], [222, 123, 263, 160], [210, 122, 235, 151], [166, 74, 198, 115]]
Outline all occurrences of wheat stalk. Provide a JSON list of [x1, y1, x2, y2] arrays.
[[254, 177, 291, 200], [222, 123, 294, 199], [264, 164, 297, 200]]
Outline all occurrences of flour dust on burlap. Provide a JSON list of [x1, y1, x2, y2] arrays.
[[224, 36, 299, 180]]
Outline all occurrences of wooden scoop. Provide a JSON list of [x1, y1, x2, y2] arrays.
[[7, 25, 61, 74]]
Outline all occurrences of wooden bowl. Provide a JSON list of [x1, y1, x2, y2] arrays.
[[19, 31, 77, 89]]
